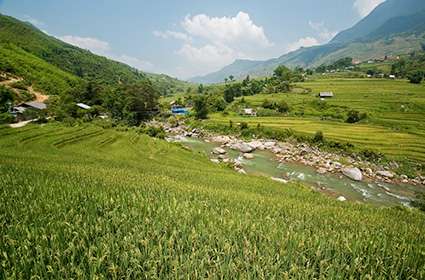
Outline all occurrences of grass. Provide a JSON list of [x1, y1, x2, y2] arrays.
[[1, 123, 425, 278], [210, 78, 425, 163]]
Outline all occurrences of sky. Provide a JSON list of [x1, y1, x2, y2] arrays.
[[0, 0, 385, 79]]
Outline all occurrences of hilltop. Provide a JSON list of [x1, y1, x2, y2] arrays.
[[0, 14, 190, 96], [191, 0, 425, 84]]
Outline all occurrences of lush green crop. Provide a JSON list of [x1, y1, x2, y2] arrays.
[[206, 78, 425, 163], [0, 123, 424, 278]]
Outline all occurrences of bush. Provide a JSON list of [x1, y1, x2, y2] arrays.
[[140, 125, 166, 139], [408, 71, 424, 84], [239, 122, 249, 130], [411, 193, 425, 212], [0, 112, 14, 124], [312, 131, 324, 143], [262, 99, 276, 109], [276, 100, 290, 113], [346, 110, 367, 123]]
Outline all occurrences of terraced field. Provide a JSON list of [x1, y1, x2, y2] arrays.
[[1, 123, 424, 278], [213, 79, 425, 162]]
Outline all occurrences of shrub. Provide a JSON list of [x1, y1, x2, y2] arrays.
[[262, 99, 276, 109], [141, 125, 166, 139], [346, 110, 367, 123], [408, 71, 424, 84], [412, 193, 425, 212], [239, 122, 249, 130], [312, 131, 324, 143], [0, 112, 14, 124], [276, 100, 290, 113]]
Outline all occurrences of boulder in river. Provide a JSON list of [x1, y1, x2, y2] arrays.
[[377, 170, 394, 178], [231, 143, 255, 153], [212, 147, 227, 155], [248, 141, 264, 149], [211, 135, 232, 144], [342, 167, 363, 181], [243, 153, 254, 159]]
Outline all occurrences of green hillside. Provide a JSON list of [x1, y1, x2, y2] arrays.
[[0, 14, 190, 96], [1, 123, 424, 278], [191, 0, 425, 84]]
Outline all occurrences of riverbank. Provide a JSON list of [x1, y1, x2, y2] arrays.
[[164, 123, 425, 187]]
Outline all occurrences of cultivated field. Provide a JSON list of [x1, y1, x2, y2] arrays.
[[1, 123, 424, 278], [209, 78, 425, 162]]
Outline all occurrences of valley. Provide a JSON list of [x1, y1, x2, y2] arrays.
[[1, 0, 425, 278]]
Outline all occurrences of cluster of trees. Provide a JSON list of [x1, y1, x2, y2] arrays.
[[0, 86, 14, 124], [222, 65, 304, 103], [48, 79, 159, 126], [262, 99, 290, 113], [315, 57, 353, 73], [391, 52, 425, 84]]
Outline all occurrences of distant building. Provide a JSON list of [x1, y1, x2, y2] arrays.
[[12, 101, 47, 121], [76, 103, 91, 110], [171, 105, 189, 115], [319, 92, 334, 98], [241, 108, 257, 117], [389, 75, 396, 79]]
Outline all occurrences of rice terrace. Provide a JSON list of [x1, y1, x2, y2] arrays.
[[1, 0, 425, 278]]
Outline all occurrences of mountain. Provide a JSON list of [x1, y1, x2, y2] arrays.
[[0, 14, 189, 95], [191, 0, 425, 84]]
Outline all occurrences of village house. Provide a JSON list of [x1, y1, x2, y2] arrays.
[[241, 108, 257, 117], [12, 101, 47, 121], [319, 92, 334, 99]]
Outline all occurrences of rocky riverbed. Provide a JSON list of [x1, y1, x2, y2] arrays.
[[164, 124, 425, 187]]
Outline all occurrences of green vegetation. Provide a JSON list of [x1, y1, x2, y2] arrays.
[[1, 123, 424, 278], [0, 13, 191, 98], [195, 78, 425, 164]]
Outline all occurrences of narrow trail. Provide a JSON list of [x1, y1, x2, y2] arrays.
[[0, 75, 49, 102]]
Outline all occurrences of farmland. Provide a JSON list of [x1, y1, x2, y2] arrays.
[[1, 123, 425, 278], [205, 78, 425, 162]]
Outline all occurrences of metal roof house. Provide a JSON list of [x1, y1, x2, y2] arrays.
[[242, 108, 257, 117], [20, 101, 47, 110], [171, 105, 189, 115], [319, 92, 334, 98], [76, 103, 92, 110]]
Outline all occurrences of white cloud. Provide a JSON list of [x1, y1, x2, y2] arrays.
[[153, 30, 192, 43], [113, 54, 154, 72], [353, 0, 385, 17], [308, 21, 337, 42], [285, 21, 336, 53], [57, 35, 154, 72], [286, 37, 320, 53], [59, 35, 111, 54], [181, 12, 272, 48], [154, 11, 273, 77]]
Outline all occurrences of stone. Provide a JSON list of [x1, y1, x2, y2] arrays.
[[211, 135, 232, 144], [243, 153, 254, 159], [337, 196, 347, 202], [210, 159, 220, 164], [238, 169, 247, 175], [271, 177, 288, 184], [342, 167, 363, 181], [212, 147, 226, 155], [317, 168, 327, 174], [248, 141, 263, 149], [231, 143, 255, 153], [376, 170, 394, 179]]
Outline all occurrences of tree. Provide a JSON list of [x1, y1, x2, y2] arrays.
[[313, 131, 324, 143], [198, 84, 204, 94], [276, 100, 290, 113], [193, 95, 208, 119], [346, 110, 366, 123], [228, 75, 235, 82], [0, 86, 14, 113], [103, 80, 159, 126], [408, 70, 424, 84]]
